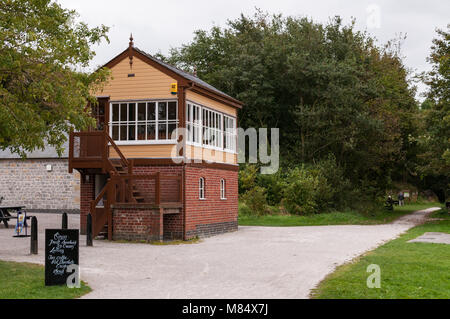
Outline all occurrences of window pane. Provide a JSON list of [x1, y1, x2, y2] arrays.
[[112, 125, 119, 140], [128, 125, 136, 140], [120, 104, 127, 121], [187, 104, 191, 122], [120, 125, 127, 140], [147, 102, 155, 121], [128, 103, 136, 122], [168, 123, 177, 139], [194, 106, 199, 121], [158, 123, 167, 140], [112, 104, 119, 121], [195, 127, 200, 143], [147, 123, 156, 140], [138, 103, 146, 121], [168, 102, 177, 120], [158, 102, 167, 120], [137, 125, 145, 140], [187, 123, 192, 142]]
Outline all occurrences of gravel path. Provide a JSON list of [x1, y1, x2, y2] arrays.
[[0, 207, 440, 299]]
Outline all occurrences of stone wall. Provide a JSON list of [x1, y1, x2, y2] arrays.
[[0, 158, 80, 212]]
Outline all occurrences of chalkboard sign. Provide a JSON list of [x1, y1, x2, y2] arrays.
[[45, 229, 79, 286]]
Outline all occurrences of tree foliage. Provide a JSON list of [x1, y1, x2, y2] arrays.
[[164, 11, 419, 201], [417, 25, 450, 199], [0, 0, 109, 156]]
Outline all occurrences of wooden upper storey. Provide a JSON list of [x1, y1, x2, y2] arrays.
[[91, 42, 242, 165]]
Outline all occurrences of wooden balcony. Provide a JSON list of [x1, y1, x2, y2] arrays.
[[68, 130, 128, 173], [68, 130, 183, 240]]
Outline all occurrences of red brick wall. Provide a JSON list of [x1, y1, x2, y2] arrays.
[[80, 174, 95, 234], [123, 165, 184, 240], [163, 213, 183, 240], [112, 207, 162, 241], [132, 165, 183, 203], [78, 164, 238, 240], [184, 166, 238, 239]]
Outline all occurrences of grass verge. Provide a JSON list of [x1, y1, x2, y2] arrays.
[[310, 208, 450, 299], [0, 260, 91, 299], [238, 202, 441, 226]]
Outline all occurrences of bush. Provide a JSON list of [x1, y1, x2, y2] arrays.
[[257, 172, 284, 206], [242, 186, 269, 216], [282, 167, 319, 215], [238, 164, 258, 194]]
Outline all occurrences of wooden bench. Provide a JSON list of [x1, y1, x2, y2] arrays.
[[0, 206, 26, 228]]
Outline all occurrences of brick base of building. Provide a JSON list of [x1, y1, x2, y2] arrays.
[[112, 205, 183, 241], [79, 163, 238, 241], [186, 220, 238, 239]]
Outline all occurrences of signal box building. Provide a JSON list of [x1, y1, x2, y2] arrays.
[[68, 38, 241, 241]]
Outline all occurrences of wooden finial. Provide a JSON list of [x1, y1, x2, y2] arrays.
[[129, 33, 134, 69], [129, 33, 134, 48]]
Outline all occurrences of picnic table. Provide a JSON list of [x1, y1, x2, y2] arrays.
[[0, 206, 26, 228]]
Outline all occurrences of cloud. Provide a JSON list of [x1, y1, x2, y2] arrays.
[[57, 0, 449, 99]]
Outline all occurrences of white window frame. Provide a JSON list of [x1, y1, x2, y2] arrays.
[[220, 178, 226, 200], [186, 103, 202, 146], [201, 108, 223, 149], [199, 177, 205, 200], [223, 115, 236, 152], [109, 100, 178, 145], [186, 101, 237, 154]]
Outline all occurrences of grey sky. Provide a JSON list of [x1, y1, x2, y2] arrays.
[[58, 0, 449, 100]]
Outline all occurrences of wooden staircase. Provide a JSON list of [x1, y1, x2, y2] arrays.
[[69, 130, 183, 240]]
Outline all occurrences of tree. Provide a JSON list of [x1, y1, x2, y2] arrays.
[[0, 0, 109, 156], [417, 25, 450, 200], [163, 11, 419, 198]]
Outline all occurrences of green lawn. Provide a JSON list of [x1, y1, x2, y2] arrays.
[[238, 203, 441, 226], [0, 260, 91, 299], [311, 208, 450, 299]]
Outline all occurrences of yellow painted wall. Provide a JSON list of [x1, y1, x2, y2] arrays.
[[110, 144, 236, 164], [186, 91, 237, 117], [186, 145, 237, 164], [94, 55, 238, 163], [109, 144, 176, 158], [94, 56, 176, 100]]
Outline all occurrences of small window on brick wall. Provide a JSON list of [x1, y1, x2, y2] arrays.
[[220, 179, 226, 199], [199, 177, 205, 199]]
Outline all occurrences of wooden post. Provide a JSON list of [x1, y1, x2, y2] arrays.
[[62, 212, 68, 229], [30, 216, 38, 255], [106, 182, 114, 240], [86, 213, 93, 246], [120, 179, 125, 202], [68, 131, 74, 173]]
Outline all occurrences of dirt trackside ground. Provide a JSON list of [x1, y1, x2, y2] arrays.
[[0, 208, 440, 298]]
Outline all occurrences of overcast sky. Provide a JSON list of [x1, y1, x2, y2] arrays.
[[58, 0, 449, 100]]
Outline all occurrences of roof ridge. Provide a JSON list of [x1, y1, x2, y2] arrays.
[[132, 46, 239, 103], [134, 46, 199, 80]]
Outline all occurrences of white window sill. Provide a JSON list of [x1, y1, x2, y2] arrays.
[[186, 142, 237, 154], [111, 140, 177, 145]]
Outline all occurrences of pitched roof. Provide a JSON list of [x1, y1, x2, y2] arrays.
[[133, 47, 238, 102], [100, 44, 242, 108]]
